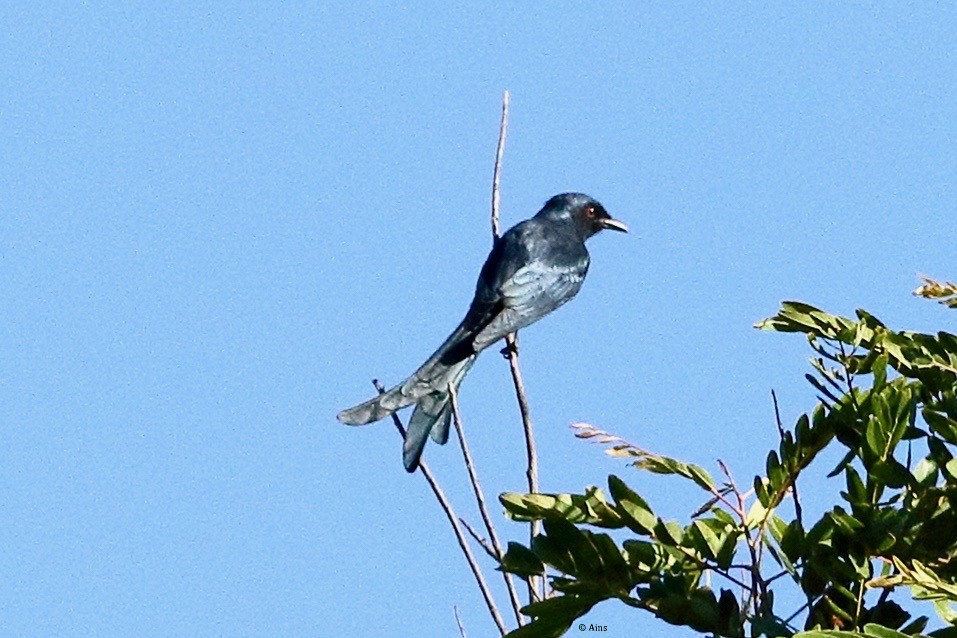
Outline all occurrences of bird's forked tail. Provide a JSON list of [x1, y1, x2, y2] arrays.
[[400, 356, 474, 471], [336, 322, 476, 471]]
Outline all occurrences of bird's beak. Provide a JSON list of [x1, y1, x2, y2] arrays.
[[599, 217, 629, 233]]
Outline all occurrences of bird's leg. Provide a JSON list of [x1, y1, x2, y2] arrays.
[[499, 334, 519, 358]]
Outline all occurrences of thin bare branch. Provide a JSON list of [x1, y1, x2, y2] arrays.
[[784, 596, 817, 625], [491, 90, 509, 239], [372, 380, 507, 636], [454, 605, 468, 638], [505, 339, 538, 514], [718, 457, 765, 618], [772, 390, 803, 525], [489, 89, 543, 603], [771, 389, 786, 439], [450, 384, 526, 625], [716, 459, 746, 517], [460, 517, 497, 560], [672, 544, 753, 592]]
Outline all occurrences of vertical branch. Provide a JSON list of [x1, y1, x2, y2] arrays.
[[718, 460, 765, 619], [373, 380, 507, 636], [771, 389, 815, 626], [449, 384, 526, 625], [454, 605, 468, 638], [507, 343, 539, 562], [491, 90, 509, 240], [489, 90, 544, 602], [771, 390, 803, 526], [854, 579, 866, 628]]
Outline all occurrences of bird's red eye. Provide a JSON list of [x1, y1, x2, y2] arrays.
[[586, 207, 596, 217]]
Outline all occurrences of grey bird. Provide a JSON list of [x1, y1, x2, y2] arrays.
[[337, 193, 627, 471]]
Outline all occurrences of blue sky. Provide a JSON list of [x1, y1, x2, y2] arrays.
[[1, 3, 954, 636]]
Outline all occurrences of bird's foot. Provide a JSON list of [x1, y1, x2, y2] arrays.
[[500, 338, 519, 359]]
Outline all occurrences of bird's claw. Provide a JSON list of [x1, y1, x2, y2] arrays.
[[500, 339, 518, 359]]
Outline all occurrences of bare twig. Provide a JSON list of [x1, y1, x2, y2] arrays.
[[719, 459, 766, 618], [771, 390, 803, 525], [717, 459, 756, 613], [450, 384, 526, 625], [715, 459, 747, 516], [506, 345, 537, 496], [770, 389, 786, 439], [854, 579, 866, 626], [460, 517, 497, 560], [489, 89, 543, 603], [672, 544, 753, 592], [454, 605, 468, 638], [491, 90, 509, 240], [784, 596, 818, 625], [372, 380, 507, 635], [838, 342, 864, 420]]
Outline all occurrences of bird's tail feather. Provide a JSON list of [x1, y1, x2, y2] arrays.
[[402, 356, 475, 472], [336, 321, 474, 426]]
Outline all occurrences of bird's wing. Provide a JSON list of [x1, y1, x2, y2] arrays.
[[471, 256, 588, 352]]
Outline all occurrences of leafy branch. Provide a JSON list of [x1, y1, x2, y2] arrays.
[[914, 276, 957, 309], [496, 292, 957, 637]]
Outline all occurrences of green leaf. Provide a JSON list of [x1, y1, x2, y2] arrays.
[[899, 615, 929, 635], [587, 531, 632, 588], [873, 391, 893, 438], [751, 615, 792, 637], [631, 455, 717, 492], [935, 599, 957, 624], [765, 540, 797, 581], [756, 301, 833, 335], [622, 540, 661, 570], [504, 616, 574, 638], [831, 508, 863, 535], [861, 624, 911, 638], [913, 457, 938, 485], [714, 528, 739, 570], [499, 542, 544, 577], [755, 476, 771, 507], [875, 531, 897, 554], [500, 490, 623, 527], [870, 459, 913, 489], [844, 466, 868, 504], [608, 475, 657, 535], [654, 588, 722, 634], [805, 514, 835, 546], [745, 500, 770, 529], [653, 519, 683, 546], [531, 523, 578, 576], [807, 373, 844, 403], [508, 594, 602, 638], [865, 414, 886, 461], [923, 409, 957, 444], [767, 514, 789, 543], [872, 353, 889, 388], [927, 437, 954, 468], [544, 519, 599, 578], [828, 449, 858, 478], [946, 458, 957, 479], [690, 520, 724, 560], [532, 519, 632, 591], [780, 519, 805, 562]]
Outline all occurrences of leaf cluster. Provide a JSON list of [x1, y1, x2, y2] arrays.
[[497, 301, 957, 638], [914, 277, 957, 309]]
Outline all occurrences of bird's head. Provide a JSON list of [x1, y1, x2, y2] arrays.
[[539, 193, 628, 240]]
